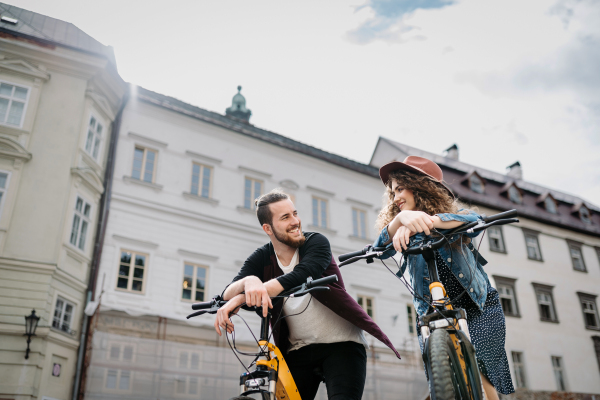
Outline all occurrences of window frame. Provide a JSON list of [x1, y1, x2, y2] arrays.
[[543, 195, 558, 214], [312, 196, 329, 229], [576, 292, 600, 330], [551, 356, 567, 391], [566, 240, 587, 272], [190, 162, 213, 198], [243, 176, 263, 210], [507, 184, 523, 204], [579, 206, 592, 225], [357, 294, 374, 319], [84, 112, 105, 161], [407, 304, 415, 335], [532, 282, 558, 323], [0, 80, 30, 128], [0, 170, 12, 219], [52, 296, 76, 335], [175, 375, 199, 396], [487, 226, 506, 253], [177, 350, 202, 370], [522, 228, 543, 261], [351, 208, 367, 239], [104, 369, 133, 393], [511, 351, 527, 389], [107, 342, 136, 363], [493, 275, 520, 317], [131, 146, 158, 184], [468, 173, 485, 194], [181, 263, 208, 303], [115, 249, 149, 294], [69, 195, 92, 252]]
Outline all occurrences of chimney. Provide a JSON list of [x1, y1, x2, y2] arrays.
[[444, 144, 459, 160], [506, 161, 522, 180]]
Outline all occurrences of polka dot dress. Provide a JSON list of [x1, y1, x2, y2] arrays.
[[416, 250, 515, 395]]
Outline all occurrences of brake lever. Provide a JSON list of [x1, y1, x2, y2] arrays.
[[186, 310, 208, 319]]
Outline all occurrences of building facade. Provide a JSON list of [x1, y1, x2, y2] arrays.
[[0, 4, 125, 400]]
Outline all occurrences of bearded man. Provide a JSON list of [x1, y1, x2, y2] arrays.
[[214, 189, 400, 400]]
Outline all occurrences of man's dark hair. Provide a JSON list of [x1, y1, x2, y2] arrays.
[[255, 189, 290, 226]]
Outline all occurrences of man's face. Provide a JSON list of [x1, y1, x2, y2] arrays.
[[267, 199, 305, 248]]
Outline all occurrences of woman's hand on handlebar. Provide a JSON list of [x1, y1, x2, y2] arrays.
[[395, 211, 434, 235], [393, 225, 415, 251], [214, 294, 244, 335]]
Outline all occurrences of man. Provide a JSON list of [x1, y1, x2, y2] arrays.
[[214, 189, 400, 400]]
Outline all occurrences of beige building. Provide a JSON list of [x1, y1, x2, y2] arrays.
[[0, 4, 125, 400]]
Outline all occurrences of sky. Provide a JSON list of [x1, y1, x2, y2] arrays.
[[8, 0, 600, 205]]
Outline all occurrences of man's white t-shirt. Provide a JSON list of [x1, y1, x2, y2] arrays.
[[276, 249, 368, 352]]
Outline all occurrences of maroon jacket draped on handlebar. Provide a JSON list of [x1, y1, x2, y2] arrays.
[[229, 232, 401, 359]]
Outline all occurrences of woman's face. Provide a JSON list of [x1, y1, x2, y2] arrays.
[[391, 179, 416, 211]]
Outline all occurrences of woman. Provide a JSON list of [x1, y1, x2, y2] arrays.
[[373, 155, 514, 398]]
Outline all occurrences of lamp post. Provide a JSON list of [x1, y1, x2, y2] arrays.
[[24, 309, 40, 359]]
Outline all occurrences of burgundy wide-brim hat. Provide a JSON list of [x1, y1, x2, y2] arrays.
[[379, 156, 455, 199]]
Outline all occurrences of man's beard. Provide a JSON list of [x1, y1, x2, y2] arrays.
[[272, 223, 306, 248]]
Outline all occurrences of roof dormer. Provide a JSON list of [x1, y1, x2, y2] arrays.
[[536, 192, 558, 214], [501, 182, 523, 204], [461, 171, 485, 194], [572, 203, 593, 225]]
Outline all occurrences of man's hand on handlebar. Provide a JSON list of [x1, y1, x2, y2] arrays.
[[393, 225, 416, 251], [243, 276, 274, 318], [214, 293, 244, 335]]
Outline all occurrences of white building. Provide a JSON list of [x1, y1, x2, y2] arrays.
[[0, 3, 126, 400], [83, 84, 600, 399]]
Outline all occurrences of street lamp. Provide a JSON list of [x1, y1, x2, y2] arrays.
[[24, 309, 40, 359]]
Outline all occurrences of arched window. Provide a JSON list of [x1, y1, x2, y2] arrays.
[[544, 196, 557, 214], [469, 174, 484, 194], [508, 185, 522, 204]]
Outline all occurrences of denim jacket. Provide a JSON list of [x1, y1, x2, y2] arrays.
[[373, 210, 490, 317]]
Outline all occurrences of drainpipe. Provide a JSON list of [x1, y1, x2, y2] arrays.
[[72, 88, 129, 400]]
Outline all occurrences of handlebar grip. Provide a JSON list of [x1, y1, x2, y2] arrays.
[[191, 300, 213, 310], [483, 209, 518, 223], [307, 275, 338, 288], [339, 247, 368, 262]]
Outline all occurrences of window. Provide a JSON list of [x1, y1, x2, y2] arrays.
[[175, 376, 198, 395], [357, 295, 374, 318], [488, 226, 506, 253], [69, 196, 91, 251], [312, 197, 328, 228], [577, 293, 599, 330], [508, 185, 522, 204], [244, 177, 263, 209], [132, 147, 157, 183], [182, 263, 207, 302], [522, 229, 542, 261], [544, 196, 557, 214], [551, 356, 567, 391], [178, 351, 201, 369], [493, 276, 520, 317], [0, 81, 29, 127], [0, 171, 10, 217], [84, 114, 104, 160], [52, 297, 75, 334], [567, 240, 586, 272], [105, 369, 131, 391], [108, 343, 134, 362], [511, 352, 527, 389], [352, 208, 367, 238], [407, 304, 414, 334], [191, 163, 212, 198], [116, 250, 148, 293], [580, 206, 592, 224], [468, 174, 484, 194], [532, 283, 558, 322]]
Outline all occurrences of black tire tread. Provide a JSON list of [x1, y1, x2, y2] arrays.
[[428, 329, 461, 400]]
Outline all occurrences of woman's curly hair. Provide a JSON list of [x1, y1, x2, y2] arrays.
[[376, 170, 468, 231]]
